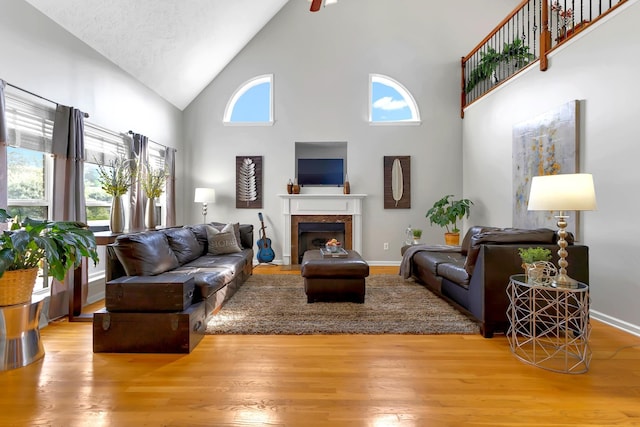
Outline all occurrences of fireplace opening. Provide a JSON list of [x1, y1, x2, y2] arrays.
[[297, 222, 346, 263]]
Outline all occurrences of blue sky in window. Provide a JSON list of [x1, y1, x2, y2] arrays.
[[230, 82, 270, 122], [371, 82, 411, 121]]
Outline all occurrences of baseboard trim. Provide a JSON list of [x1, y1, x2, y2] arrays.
[[591, 310, 640, 337]]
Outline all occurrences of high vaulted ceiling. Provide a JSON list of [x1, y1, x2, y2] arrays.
[[23, 0, 290, 110]]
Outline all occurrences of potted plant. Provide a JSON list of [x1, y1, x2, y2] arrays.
[[518, 247, 552, 282], [96, 156, 136, 233], [465, 46, 502, 94], [0, 209, 99, 306], [425, 195, 473, 245], [140, 161, 168, 229], [412, 228, 423, 244], [466, 38, 534, 94]]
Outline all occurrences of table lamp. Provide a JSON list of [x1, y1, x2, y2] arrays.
[[194, 187, 216, 224], [527, 173, 597, 288]]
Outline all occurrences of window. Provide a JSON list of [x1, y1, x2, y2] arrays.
[[83, 122, 129, 230], [223, 74, 273, 125], [369, 74, 420, 124], [4, 91, 55, 292]]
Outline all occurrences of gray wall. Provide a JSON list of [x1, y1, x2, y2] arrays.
[[462, 0, 640, 334], [0, 1, 185, 222], [184, 0, 520, 264]]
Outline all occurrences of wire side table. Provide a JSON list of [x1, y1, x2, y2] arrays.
[[507, 274, 591, 374]]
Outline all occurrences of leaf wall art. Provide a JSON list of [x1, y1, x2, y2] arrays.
[[236, 156, 263, 209], [383, 156, 410, 209]]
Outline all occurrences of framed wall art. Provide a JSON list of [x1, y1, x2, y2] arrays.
[[383, 156, 410, 209], [512, 100, 579, 234], [236, 156, 263, 209]]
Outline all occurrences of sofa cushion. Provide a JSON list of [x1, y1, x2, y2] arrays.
[[461, 226, 499, 255], [438, 260, 470, 288], [206, 224, 242, 255], [113, 231, 180, 276], [412, 251, 465, 275], [464, 227, 557, 275], [162, 227, 202, 265]]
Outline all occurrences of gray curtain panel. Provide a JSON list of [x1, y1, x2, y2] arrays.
[[165, 147, 177, 227], [0, 79, 7, 216], [50, 105, 87, 319], [129, 133, 148, 231]]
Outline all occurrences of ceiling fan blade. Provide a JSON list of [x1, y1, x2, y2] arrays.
[[310, 0, 322, 12]]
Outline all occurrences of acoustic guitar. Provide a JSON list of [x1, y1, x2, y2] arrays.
[[256, 212, 275, 263]]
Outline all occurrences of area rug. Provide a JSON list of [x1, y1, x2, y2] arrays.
[[205, 274, 479, 335]]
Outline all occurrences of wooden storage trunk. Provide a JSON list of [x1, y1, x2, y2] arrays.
[[105, 274, 195, 312], [93, 302, 205, 353]]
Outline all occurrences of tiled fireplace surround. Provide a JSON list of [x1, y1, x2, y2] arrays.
[[279, 194, 365, 265]]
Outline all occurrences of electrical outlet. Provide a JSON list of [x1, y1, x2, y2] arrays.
[[383, 242, 389, 250]]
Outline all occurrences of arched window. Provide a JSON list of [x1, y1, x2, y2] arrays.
[[369, 74, 420, 124], [223, 74, 273, 125]]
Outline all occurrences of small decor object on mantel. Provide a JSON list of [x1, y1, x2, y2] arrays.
[[343, 173, 350, 194]]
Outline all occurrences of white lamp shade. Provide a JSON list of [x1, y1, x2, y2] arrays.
[[194, 187, 216, 203], [528, 174, 597, 211]]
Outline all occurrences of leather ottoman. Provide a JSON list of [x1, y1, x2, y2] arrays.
[[301, 250, 369, 303]]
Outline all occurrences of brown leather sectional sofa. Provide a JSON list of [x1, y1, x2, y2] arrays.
[[401, 226, 589, 337], [105, 223, 254, 321]]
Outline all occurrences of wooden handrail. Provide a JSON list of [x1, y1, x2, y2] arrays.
[[462, 0, 530, 62], [461, 0, 631, 116]]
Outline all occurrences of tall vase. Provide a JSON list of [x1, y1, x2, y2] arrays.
[[110, 196, 125, 233], [145, 198, 156, 230]]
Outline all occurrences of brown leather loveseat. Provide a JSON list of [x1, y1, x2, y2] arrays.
[[400, 226, 589, 337]]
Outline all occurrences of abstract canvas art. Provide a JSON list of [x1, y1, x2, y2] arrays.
[[512, 100, 579, 234]]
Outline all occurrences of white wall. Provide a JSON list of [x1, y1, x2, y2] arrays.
[[184, 0, 521, 264], [0, 1, 186, 223], [462, 0, 640, 333]]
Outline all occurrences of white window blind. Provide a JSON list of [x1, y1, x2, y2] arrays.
[[4, 92, 55, 152], [84, 123, 128, 165]]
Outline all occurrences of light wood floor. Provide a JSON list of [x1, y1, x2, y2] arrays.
[[1, 266, 639, 426]]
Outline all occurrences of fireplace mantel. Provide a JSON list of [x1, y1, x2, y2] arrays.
[[279, 194, 366, 265]]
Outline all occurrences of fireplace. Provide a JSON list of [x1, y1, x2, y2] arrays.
[[279, 193, 365, 265], [293, 216, 351, 264]]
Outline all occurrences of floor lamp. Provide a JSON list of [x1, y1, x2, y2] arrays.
[[194, 188, 216, 224], [527, 173, 597, 288]]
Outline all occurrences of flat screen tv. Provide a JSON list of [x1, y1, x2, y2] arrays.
[[297, 158, 344, 186]]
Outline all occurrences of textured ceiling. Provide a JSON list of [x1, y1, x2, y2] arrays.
[[24, 0, 290, 110]]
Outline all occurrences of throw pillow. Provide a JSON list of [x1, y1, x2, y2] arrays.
[[210, 221, 242, 249], [206, 224, 242, 255]]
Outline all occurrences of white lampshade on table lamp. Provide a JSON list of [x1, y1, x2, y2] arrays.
[[194, 188, 216, 224], [527, 173, 597, 288]]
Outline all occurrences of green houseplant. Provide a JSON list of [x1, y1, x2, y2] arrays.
[[466, 38, 535, 94], [425, 195, 473, 245], [518, 247, 552, 264], [0, 208, 99, 305], [412, 228, 423, 243], [518, 247, 553, 282]]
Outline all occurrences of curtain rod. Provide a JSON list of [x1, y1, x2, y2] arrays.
[[127, 130, 174, 152], [6, 82, 90, 118]]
